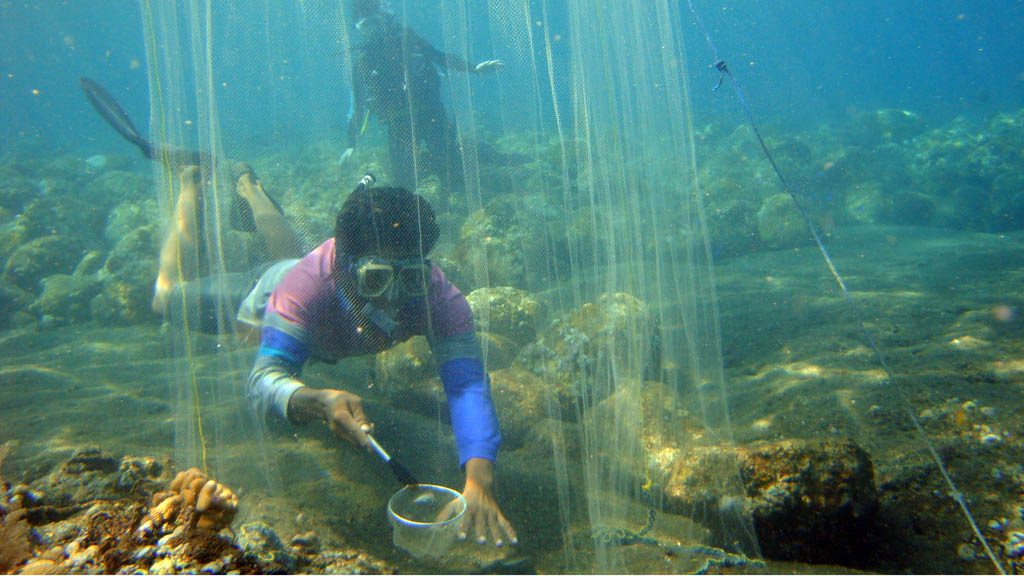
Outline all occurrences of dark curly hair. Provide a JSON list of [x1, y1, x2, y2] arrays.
[[334, 185, 439, 259]]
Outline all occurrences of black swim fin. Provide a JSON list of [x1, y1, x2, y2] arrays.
[[80, 76, 201, 165], [80, 77, 153, 158], [81, 77, 285, 230]]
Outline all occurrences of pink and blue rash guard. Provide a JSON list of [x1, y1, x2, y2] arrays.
[[247, 238, 500, 466]]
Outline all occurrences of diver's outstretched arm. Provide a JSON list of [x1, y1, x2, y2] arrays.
[[409, 27, 502, 74]]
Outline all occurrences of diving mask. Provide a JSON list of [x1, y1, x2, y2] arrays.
[[355, 256, 431, 299]]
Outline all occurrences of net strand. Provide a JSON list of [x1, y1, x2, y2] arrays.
[[142, 0, 209, 475]]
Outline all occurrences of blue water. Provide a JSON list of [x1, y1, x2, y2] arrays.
[[684, 0, 1024, 128], [1, 2, 147, 156], [2, 1, 1022, 157]]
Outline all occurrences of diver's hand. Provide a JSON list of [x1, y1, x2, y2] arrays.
[[323, 389, 372, 447], [338, 147, 354, 165], [473, 59, 504, 74], [459, 458, 517, 547], [289, 387, 372, 447]]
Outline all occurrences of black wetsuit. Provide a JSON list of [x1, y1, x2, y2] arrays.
[[348, 15, 470, 189]]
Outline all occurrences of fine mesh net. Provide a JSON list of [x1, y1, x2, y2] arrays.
[[137, 0, 753, 571]]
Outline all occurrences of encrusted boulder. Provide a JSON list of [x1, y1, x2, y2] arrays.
[[104, 199, 157, 245], [454, 197, 555, 290], [757, 194, 808, 249], [488, 366, 576, 449], [0, 281, 34, 330], [0, 168, 36, 215], [476, 331, 519, 371], [373, 336, 438, 407], [465, 286, 546, 347], [662, 437, 877, 565], [700, 174, 763, 258], [844, 180, 891, 225], [2, 235, 82, 294], [30, 274, 101, 326], [516, 292, 661, 406], [81, 170, 148, 208], [238, 521, 296, 571], [31, 448, 167, 504], [90, 226, 159, 326]]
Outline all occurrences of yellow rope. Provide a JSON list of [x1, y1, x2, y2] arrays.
[[360, 108, 371, 136]]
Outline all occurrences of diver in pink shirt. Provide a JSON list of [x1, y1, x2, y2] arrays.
[[154, 168, 516, 547]]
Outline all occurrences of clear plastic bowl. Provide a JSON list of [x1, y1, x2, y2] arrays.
[[387, 484, 467, 559]]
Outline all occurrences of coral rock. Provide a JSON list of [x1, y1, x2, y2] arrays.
[[148, 468, 238, 534], [663, 437, 877, 565]]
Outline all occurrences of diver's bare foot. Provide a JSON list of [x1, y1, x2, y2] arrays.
[[233, 162, 261, 200], [236, 174, 265, 204], [233, 162, 280, 215], [151, 275, 173, 314]]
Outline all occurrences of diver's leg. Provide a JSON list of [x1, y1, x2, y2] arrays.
[[152, 166, 202, 314], [418, 100, 464, 195], [234, 164, 302, 260], [387, 123, 417, 190]]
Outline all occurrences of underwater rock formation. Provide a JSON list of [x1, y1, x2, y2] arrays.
[[488, 366, 576, 450], [374, 285, 546, 414], [0, 159, 162, 326], [906, 109, 1024, 231], [139, 468, 239, 535], [465, 286, 546, 347], [475, 331, 519, 371], [30, 273, 101, 327], [517, 292, 661, 406], [662, 437, 877, 565], [0, 282, 34, 330], [25, 447, 166, 508], [89, 225, 158, 326], [2, 235, 82, 294], [1, 446, 395, 574], [454, 196, 559, 290], [104, 199, 157, 246], [0, 169, 36, 219], [0, 444, 33, 574], [373, 336, 438, 409], [693, 106, 1024, 254], [756, 193, 808, 249]]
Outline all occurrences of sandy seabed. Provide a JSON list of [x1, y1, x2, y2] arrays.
[[2, 224, 1023, 574]]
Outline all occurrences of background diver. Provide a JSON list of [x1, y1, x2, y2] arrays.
[[343, 0, 507, 191]]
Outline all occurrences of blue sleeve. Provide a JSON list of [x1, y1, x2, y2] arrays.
[[439, 357, 502, 466], [247, 325, 310, 423]]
